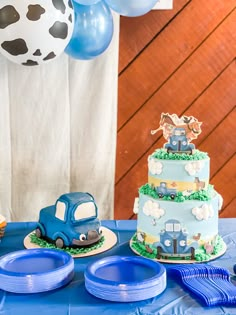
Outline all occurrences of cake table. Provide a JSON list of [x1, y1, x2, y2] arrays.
[[0, 219, 235, 315]]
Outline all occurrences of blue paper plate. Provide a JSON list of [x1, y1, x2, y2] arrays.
[[0, 249, 74, 293], [85, 255, 166, 302]]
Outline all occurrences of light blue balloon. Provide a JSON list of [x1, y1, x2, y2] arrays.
[[104, 0, 158, 17], [73, 0, 101, 4], [65, 0, 114, 60]]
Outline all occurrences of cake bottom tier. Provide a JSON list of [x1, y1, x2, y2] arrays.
[[132, 191, 225, 262]]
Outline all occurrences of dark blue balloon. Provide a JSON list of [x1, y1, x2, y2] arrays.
[[65, 0, 114, 60], [104, 0, 158, 17]]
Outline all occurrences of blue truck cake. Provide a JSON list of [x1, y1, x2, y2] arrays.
[[35, 192, 102, 248]]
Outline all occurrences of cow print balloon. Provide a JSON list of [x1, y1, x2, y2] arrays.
[[0, 0, 74, 65]]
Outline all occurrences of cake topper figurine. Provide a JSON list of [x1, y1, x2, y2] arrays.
[[151, 113, 202, 154]]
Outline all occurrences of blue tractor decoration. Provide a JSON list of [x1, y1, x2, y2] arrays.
[[154, 219, 197, 260], [164, 127, 195, 154], [156, 182, 177, 199]]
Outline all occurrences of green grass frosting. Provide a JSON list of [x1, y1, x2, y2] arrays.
[[29, 233, 105, 255], [139, 183, 214, 202], [151, 149, 208, 160], [131, 233, 225, 261]]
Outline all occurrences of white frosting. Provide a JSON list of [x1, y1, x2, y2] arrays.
[[185, 160, 205, 176], [148, 158, 163, 175], [218, 193, 223, 210], [192, 204, 214, 221], [133, 197, 139, 214], [0, 214, 6, 224], [143, 200, 165, 219]]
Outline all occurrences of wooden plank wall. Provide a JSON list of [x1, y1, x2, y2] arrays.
[[114, 0, 236, 220]]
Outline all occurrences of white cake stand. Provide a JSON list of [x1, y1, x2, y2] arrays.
[[24, 226, 117, 258]]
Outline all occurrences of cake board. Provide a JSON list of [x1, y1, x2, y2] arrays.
[[129, 236, 227, 264], [24, 226, 117, 258]]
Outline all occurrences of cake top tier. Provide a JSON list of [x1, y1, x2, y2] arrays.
[[151, 113, 202, 155]]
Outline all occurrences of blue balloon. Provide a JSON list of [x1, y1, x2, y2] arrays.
[[104, 0, 158, 17], [73, 0, 101, 4], [65, 1, 114, 60]]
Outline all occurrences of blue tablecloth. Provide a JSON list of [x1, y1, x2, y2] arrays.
[[0, 219, 235, 315]]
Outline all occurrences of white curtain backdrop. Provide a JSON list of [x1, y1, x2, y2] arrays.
[[0, 15, 119, 223]]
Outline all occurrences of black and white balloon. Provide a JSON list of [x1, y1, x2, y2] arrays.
[[0, 0, 75, 65]]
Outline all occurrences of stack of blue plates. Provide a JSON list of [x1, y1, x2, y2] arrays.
[[85, 255, 166, 302], [0, 248, 74, 293]]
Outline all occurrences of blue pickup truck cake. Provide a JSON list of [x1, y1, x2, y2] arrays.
[[35, 192, 102, 248]]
